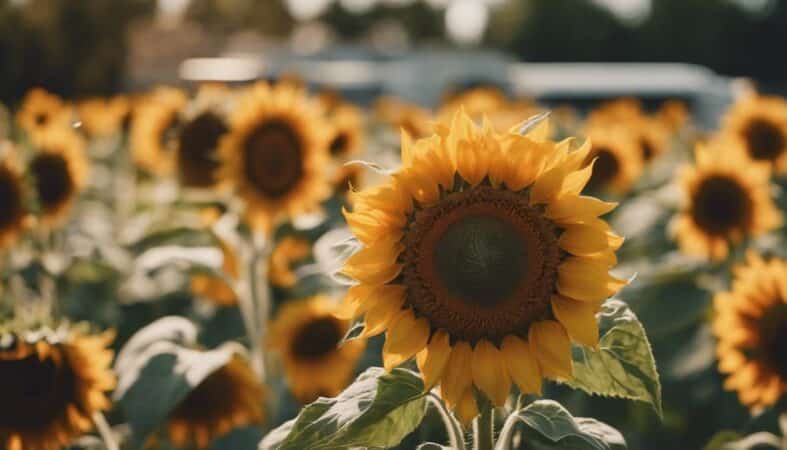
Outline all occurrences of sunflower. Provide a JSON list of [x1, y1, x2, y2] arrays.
[[0, 327, 115, 450], [629, 116, 671, 163], [77, 96, 131, 138], [0, 152, 28, 251], [674, 142, 782, 261], [28, 127, 88, 226], [373, 96, 433, 138], [656, 100, 690, 132], [714, 252, 787, 410], [269, 236, 311, 288], [167, 355, 265, 449], [15, 88, 71, 141], [720, 95, 787, 173], [219, 82, 332, 232], [190, 237, 239, 307], [327, 104, 365, 158], [586, 98, 644, 125], [269, 296, 366, 403], [337, 112, 626, 424], [130, 87, 187, 175], [581, 125, 643, 193]]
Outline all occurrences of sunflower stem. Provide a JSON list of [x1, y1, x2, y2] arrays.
[[246, 231, 272, 380], [474, 404, 495, 450], [427, 392, 466, 449], [92, 412, 119, 450]]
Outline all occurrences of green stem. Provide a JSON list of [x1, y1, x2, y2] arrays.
[[427, 393, 466, 449], [474, 404, 495, 450]]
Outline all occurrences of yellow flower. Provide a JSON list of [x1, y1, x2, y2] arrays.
[[586, 98, 644, 125], [0, 328, 115, 450], [327, 104, 365, 158], [674, 142, 782, 261], [269, 236, 311, 288], [15, 88, 71, 141], [130, 87, 187, 175], [656, 100, 690, 132], [269, 296, 366, 403], [720, 95, 787, 173], [337, 112, 626, 424], [28, 127, 88, 227], [77, 96, 131, 137], [167, 356, 265, 449], [713, 252, 787, 410], [373, 96, 433, 138], [582, 124, 643, 193], [0, 151, 28, 251], [176, 110, 229, 189], [218, 82, 332, 232]]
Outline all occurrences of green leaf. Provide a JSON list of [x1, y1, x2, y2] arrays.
[[565, 299, 663, 418], [506, 400, 626, 450], [262, 367, 427, 450]]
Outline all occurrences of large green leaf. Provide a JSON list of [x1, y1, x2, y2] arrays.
[[502, 400, 626, 450], [260, 367, 427, 450], [565, 299, 663, 418]]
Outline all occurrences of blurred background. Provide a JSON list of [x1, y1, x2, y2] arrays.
[[2, 0, 786, 107]]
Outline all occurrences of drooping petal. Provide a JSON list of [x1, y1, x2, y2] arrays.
[[551, 295, 600, 348], [559, 223, 623, 256], [334, 284, 376, 320], [439, 341, 473, 409], [454, 387, 479, 427], [382, 310, 430, 371], [360, 285, 407, 337], [500, 335, 542, 395], [557, 257, 628, 302], [471, 339, 511, 406], [416, 329, 452, 390], [529, 320, 572, 380]]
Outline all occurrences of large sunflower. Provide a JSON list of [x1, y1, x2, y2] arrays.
[[714, 252, 787, 410], [0, 152, 28, 251], [15, 88, 71, 141], [77, 96, 131, 138], [269, 296, 366, 403], [674, 143, 782, 261], [581, 124, 643, 194], [337, 112, 626, 423], [219, 82, 331, 232], [721, 95, 787, 173], [167, 356, 265, 449], [130, 87, 187, 175], [0, 327, 115, 450], [28, 127, 88, 226], [269, 236, 311, 288]]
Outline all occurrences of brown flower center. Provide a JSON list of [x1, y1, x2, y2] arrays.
[[640, 138, 656, 161], [401, 186, 560, 343], [30, 153, 74, 212], [586, 148, 620, 190], [243, 119, 303, 198], [743, 118, 785, 162], [34, 112, 48, 126], [0, 167, 24, 231], [758, 303, 787, 379], [690, 175, 752, 236], [0, 346, 77, 430], [329, 132, 350, 156], [177, 112, 228, 187], [291, 317, 343, 360]]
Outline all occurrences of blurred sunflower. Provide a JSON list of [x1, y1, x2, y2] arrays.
[[714, 252, 787, 409], [28, 128, 88, 227], [15, 88, 71, 141], [373, 96, 432, 138], [674, 143, 782, 261], [721, 95, 787, 173], [327, 104, 364, 158], [586, 98, 644, 125], [438, 87, 543, 132], [0, 327, 115, 450], [0, 152, 28, 251], [190, 237, 239, 307], [167, 356, 265, 449], [270, 296, 366, 403], [582, 125, 642, 193], [633, 117, 671, 162], [337, 112, 626, 424], [656, 100, 690, 132], [219, 82, 331, 232], [77, 96, 130, 138], [130, 87, 187, 175], [269, 236, 311, 288]]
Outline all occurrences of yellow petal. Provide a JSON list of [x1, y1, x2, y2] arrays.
[[342, 255, 402, 286], [455, 139, 486, 186], [559, 223, 623, 256], [501, 335, 542, 395], [558, 257, 628, 301], [334, 284, 376, 320], [416, 329, 452, 390], [545, 195, 617, 223], [529, 320, 572, 380], [551, 295, 599, 348], [360, 285, 407, 337], [559, 159, 594, 197], [383, 310, 430, 371], [471, 339, 511, 406], [454, 387, 479, 427], [530, 165, 567, 205], [440, 341, 473, 409]]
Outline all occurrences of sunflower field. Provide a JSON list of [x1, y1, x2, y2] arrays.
[[0, 73, 786, 450]]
